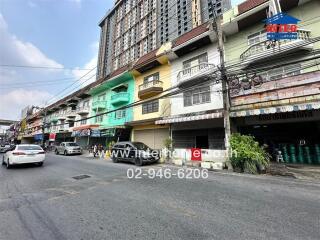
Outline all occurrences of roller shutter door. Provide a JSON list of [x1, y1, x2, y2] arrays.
[[134, 128, 169, 149]]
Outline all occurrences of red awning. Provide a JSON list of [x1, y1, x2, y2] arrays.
[[72, 124, 99, 131]]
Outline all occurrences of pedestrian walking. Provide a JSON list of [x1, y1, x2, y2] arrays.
[[98, 144, 104, 158], [93, 144, 98, 158]]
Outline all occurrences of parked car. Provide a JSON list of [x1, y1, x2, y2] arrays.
[[0, 144, 11, 153], [2, 144, 45, 169], [55, 142, 82, 155], [110, 141, 160, 166]]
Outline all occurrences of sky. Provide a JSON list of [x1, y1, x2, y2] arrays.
[[0, 0, 243, 121]]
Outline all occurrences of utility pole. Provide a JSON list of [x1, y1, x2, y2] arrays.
[[212, 16, 232, 168], [41, 109, 47, 147]]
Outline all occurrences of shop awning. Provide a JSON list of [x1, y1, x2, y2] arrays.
[[230, 102, 320, 117], [72, 124, 99, 131], [155, 112, 223, 125]]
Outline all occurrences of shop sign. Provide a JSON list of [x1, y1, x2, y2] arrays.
[[191, 148, 202, 161], [49, 133, 56, 141], [264, 12, 300, 41], [72, 129, 91, 137], [91, 129, 101, 137], [100, 128, 116, 137], [34, 134, 43, 141], [258, 111, 313, 121]]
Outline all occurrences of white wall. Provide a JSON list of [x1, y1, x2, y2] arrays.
[[170, 43, 223, 116], [73, 97, 92, 128], [173, 149, 227, 163]]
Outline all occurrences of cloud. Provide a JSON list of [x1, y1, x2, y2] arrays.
[[0, 13, 64, 119], [0, 14, 63, 70], [0, 89, 53, 120], [71, 41, 98, 86]]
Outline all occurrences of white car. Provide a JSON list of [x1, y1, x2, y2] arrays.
[[2, 144, 45, 169]]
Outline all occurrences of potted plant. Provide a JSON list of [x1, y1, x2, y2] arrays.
[[230, 133, 270, 174]]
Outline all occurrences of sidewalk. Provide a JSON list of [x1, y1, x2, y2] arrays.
[[267, 163, 320, 181], [75, 152, 320, 182]]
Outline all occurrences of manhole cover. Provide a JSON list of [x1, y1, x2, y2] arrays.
[[72, 174, 91, 180]]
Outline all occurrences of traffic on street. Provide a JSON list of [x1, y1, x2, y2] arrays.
[[0, 153, 319, 240]]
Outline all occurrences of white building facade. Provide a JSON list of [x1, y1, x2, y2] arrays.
[[156, 23, 227, 166]]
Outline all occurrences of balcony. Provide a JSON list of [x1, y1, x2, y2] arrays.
[[92, 100, 107, 110], [138, 80, 163, 99], [177, 63, 216, 88], [76, 106, 90, 115], [240, 30, 312, 64], [66, 110, 77, 118], [57, 113, 66, 120], [110, 92, 130, 105], [50, 116, 58, 122]]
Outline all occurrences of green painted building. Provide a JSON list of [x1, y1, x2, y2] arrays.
[[89, 71, 134, 143]]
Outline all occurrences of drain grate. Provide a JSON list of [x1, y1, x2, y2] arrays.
[[72, 174, 91, 180]]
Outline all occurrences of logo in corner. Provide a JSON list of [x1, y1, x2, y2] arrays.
[[263, 12, 300, 41]]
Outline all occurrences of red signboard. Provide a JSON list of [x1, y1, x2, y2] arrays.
[[49, 133, 56, 141], [191, 148, 202, 161]]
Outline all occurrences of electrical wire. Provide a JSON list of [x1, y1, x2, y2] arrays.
[[42, 55, 320, 128], [0, 64, 92, 71]]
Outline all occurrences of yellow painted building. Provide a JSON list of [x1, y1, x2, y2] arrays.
[[128, 43, 172, 149]]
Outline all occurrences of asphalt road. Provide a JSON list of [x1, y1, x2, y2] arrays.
[[0, 153, 319, 240]]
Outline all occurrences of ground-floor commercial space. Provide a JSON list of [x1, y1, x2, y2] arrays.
[[155, 112, 227, 164], [72, 125, 131, 149], [170, 119, 226, 163], [233, 109, 320, 164], [131, 124, 170, 149]]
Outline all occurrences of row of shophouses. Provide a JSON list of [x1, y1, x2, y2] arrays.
[[9, 0, 320, 165]]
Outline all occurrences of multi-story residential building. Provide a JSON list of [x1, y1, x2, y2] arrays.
[[223, 0, 320, 163], [89, 68, 134, 145], [154, 22, 226, 164], [97, 0, 231, 79], [41, 82, 97, 147], [128, 42, 172, 149]]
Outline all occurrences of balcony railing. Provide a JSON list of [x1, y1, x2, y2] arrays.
[[92, 100, 107, 110], [50, 116, 58, 122], [111, 92, 130, 105], [76, 106, 90, 115], [240, 30, 312, 61], [138, 80, 163, 99], [139, 80, 163, 91], [66, 109, 77, 118], [177, 63, 216, 86], [57, 113, 67, 120]]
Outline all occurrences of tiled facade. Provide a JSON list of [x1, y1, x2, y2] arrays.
[[97, 0, 231, 79]]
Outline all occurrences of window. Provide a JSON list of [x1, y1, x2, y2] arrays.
[[80, 119, 87, 125], [183, 53, 208, 70], [142, 100, 159, 114], [247, 30, 267, 54], [83, 100, 89, 107], [260, 64, 301, 82], [97, 94, 105, 101], [184, 86, 211, 107], [247, 30, 267, 46], [17, 145, 42, 151], [95, 111, 103, 123], [144, 72, 159, 83], [115, 109, 126, 119]]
